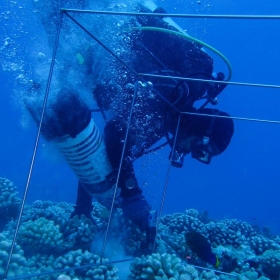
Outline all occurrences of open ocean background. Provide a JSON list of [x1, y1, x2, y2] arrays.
[[0, 0, 280, 236]]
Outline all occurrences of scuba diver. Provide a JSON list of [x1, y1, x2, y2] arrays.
[[74, 2, 234, 227], [26, 0, 234, 251]]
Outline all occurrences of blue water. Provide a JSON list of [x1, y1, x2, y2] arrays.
[[0, 0, 280, 239]]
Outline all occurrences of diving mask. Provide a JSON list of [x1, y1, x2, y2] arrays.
[[169, 150, 185, 168], [191, 136, 219, 164]]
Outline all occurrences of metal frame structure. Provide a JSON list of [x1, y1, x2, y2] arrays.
[[3, 8, 280, 279]]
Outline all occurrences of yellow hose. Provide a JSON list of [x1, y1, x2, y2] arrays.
[[132, 26, 232, 81]]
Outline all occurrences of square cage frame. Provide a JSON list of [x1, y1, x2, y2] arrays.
[[3, 8, 280, 279]]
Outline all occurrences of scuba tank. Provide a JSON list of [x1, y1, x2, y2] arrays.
[[26, 89, 116, 198], [55, 118, 116, 198]]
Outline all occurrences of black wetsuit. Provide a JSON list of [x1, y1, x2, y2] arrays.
[[74, 5, 214, 216]]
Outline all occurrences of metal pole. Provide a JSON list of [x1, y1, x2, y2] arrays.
[[140, 73, 280, 89], [6, 258, 134, 280], [181, 111, 280, 124], [154, 113, 182, 252], [3, 10, 64, 279], [60, 9, 280, 20], [100, 80, 140, 260]]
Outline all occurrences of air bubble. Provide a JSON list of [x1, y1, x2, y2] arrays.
[[37, 52, 45, 62]]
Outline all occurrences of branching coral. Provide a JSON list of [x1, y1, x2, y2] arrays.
[[155, 210, 280, 278], [121, 220, 146, 256], [249, 235, 280, 255], [157, 229, 187, 258], [55, 249, 118, 280], [91, 203, 146, 256], [58, 214, 97, 251], [200, 269, 219, 280], [160, 212, 204, 234], [22, 200, 73, 224], [19, 202, 97, 253], [0, 233, 26, 278], [128, 253, 197, 280], [159, 211, 260, 257], [17, 217, 64, 255], [259, 249, 280, 279], [26, 254, 58, 280], [199, 219, 257, 249], [91, 202, 112, 231]]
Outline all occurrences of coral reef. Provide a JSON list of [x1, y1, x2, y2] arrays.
[[27, 254, 58, 280], [22, 200, 73, 224], [128, 253, 196, 280], [57, 275, 72, 280], [17, 217, 64, 255], [17, 201, 97, 254], [0, 197, 101, 278], [249, 235, 280, 255], [58, 214, 97, 251], [259, 250, 280, 279], [157, 209, 280, 279], [1, 177, 280, 279], [122, 220, 147, 256], [157, 229, 187, 258], [91, 202, 146, 256], [0, 233, 26, 278], [201, 219, 253, 248], [55, 249, 118, 280], [0, 177, 21, 231]]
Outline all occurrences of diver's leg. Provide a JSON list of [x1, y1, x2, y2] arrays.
[[104, 119, 142, 197], [104, 119, 151, 229]]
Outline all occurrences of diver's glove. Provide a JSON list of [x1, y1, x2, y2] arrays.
[[70, 182, 94, 222], [70, 204, 93, 221], [97, 195, 122, 210], [121, 194, 151, 230]]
